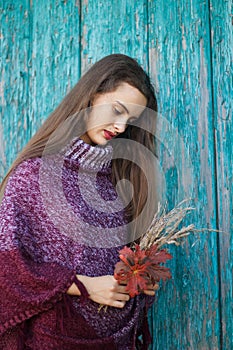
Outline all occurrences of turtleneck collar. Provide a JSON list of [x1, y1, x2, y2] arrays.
[[63, 138, 113, 172]]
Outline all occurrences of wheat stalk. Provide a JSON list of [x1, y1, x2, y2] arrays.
[[139, 199, 206, 250]]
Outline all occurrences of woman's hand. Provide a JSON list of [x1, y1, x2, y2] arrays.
[[66, 275, 159, 305], [67, 275, 130, 308], [143, 283, 159, 296]]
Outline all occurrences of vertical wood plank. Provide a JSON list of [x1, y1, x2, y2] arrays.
[[148, 0, 220, 348], [80, 0, 149, 72], [29, 0, 81, 132], [0, 0, 81, 181], [210, 0, 233, 348], [0, 1, 31, 179], [1, 0, 232, 348]]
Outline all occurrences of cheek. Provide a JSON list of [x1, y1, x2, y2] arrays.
[[88, 106, 114, 128], [87, 119, 111, 132]]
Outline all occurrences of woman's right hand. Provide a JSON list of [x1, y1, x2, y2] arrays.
[[67, 275, 130, 308], [79, 275, 130, 308]]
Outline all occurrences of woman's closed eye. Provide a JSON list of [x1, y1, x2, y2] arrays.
[[113, 106, 122, 116], [112, 103, 139, 125]]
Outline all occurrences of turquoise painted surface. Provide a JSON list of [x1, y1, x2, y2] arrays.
[[210, 1, 233, 349], [81, 0, 149, 72], [0, 0, 81, 174], [148, 0, 220, 348], [0, 1, 232, 349], [1, 1, 31, 177]]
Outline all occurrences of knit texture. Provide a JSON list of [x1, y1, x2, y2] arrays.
[[0, 138, 153, 350]]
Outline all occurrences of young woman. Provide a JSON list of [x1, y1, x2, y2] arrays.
[[0, 54, 159, 349]]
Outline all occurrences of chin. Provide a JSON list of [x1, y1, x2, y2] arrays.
[[92, 137, 109, 146], [97, 140, 108, 146]]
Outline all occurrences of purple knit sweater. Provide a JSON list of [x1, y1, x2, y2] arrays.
[[0, 138, 153, 350]]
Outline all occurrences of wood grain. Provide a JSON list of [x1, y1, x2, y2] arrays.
[[0, 0, 81, 179], [210, 0, 233, 348], [80, 0, 149, 72], [148, 0, 220, 348], [0, 1, 232, 349], [1, 1, 31, 177]]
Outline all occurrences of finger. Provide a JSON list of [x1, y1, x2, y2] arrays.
[[143, 290, 156, 296], [111, 300, 126, 308], [113, 278, 128, 287], [111, 292, 130, 302], [111, 284, 129, 294], [146, 283, 159, 291]]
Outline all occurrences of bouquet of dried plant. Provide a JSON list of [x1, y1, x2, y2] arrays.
[[114, 199, 211, 298], [98, 199, 220, 311]]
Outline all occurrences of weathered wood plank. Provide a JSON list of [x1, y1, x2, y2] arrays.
[[29, 0, 81, 132], [148, 0, 220, 348], [80, 0, 149, 72], [0, 0, 81, 181], [0, 1, 31, 179], [1, 0, 232, 348], [210, 0, 233, 348]]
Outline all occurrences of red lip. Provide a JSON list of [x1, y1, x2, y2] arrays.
[[104, 130, 115, 140]]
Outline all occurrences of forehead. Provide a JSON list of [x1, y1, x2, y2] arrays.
[[94, 82, 147, 116], [111, 82, 147, 105]]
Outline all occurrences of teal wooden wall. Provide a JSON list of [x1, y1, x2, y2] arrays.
[[0, 1, 232, 349]]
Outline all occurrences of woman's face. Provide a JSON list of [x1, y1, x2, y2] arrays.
[[81, 82, 147, 145]]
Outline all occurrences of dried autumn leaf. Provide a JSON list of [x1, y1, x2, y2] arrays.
[[114, 244, 172, 297]]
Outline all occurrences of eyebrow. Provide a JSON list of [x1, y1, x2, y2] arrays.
[[115, 100, 129, 114]]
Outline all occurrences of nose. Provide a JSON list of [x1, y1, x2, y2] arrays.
[[113, 117, 127, 134]]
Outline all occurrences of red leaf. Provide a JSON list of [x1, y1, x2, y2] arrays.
[[146, 265, 172, 282], [146, 245, 173, 263], [114, 244, 173, 297], [125, 270, 149, 297], [114, 261, 130, 283]]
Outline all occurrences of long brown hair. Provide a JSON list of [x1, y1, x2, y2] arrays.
[[0, 54, 158, 236]]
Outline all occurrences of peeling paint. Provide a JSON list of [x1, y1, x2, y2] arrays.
[[0, 80, 5, 107], [210, 0, 233, 348], [147, 0, 225, 348], [0, 0, 232, 348], [198, 37, 214, 223]]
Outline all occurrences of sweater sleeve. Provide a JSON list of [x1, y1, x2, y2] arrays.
[[0, 160, 78, 335]]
